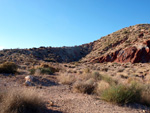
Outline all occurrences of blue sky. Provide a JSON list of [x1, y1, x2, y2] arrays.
[[0, 0, 150, 49]]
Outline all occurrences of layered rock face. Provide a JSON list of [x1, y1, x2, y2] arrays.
[[90, 40, 150, 63]]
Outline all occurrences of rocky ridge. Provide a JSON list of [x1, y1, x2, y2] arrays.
[[1, 24, 150, 64]]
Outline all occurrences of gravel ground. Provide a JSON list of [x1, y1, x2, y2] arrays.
[[0, 74, 150, 113]]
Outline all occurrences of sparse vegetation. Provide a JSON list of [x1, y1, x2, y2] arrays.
[[101, 75, 118, 85], [30, 64, 58, 75], [83, 68, 90, 73], [94, 80, 110, 95], [29, 68, 36, 75], [72, 78, 95, 94], [101, 83, 141, 104], [0, 88, 47, 113], [57, 73, 76, 85], [1, 24, 150, 112], [39, 67, 55, 75], [140, 84, 150, 106], [91, 71, 102, 80]]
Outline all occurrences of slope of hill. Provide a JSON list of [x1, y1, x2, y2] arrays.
[[82, 24, 150, 63], [1, 24, 150, 64]]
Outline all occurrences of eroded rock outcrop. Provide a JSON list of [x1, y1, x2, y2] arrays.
[[91, 40, 150, 63]]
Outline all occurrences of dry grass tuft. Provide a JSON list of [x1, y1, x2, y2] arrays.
[[101, 74, 118, 85], [140, 84, 150, 106], [83, 68, 90, 74], [94, 80, 110, 95], [0, 88, 46, 113], [57, 73, 76, 85], [72, 78, 95, 94]]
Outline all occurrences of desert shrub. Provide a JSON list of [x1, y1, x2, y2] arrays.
[[101, 75, 118, 85], [80, 73, 91, 80], [72, 78, 95, 94], [94, 80, 110, 95], [91, 72, 102, 80], [101, 83, 141, 104], [127, 77, 143, 84], [0, 62, 18, 74], [83, 68, 90, 73], [140, 84, 150, 106], [39, 67, 54, 75], [0, 88, 46, 113], [32, 66, 58, 75], [29, 68, 36, 75], [57, 74, 76, 85], [80, 72, 102, 81]]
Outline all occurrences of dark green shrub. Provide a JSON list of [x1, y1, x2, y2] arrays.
[[29, 68, 36, 75], [31, 65, 58, 75], [38, 67, 55, 75], [101, 84, 141, 104], [0, 62, 18, 74]]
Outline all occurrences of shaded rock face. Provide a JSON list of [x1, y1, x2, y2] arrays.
[[91, 40, 150, 63]]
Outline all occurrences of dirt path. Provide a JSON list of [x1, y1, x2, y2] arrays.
[[1, 75, 150, 113]]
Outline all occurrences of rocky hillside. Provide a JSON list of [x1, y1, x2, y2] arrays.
[[1, 24, 150, 64], [0, 43, 93, 64], [83, 24, 150, 63]]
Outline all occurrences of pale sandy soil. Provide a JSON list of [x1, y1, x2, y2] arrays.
[[0, 74, 150, 113]]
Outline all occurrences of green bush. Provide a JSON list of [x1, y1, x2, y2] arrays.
[[38, 67, 55, 75], [30, 66, 58, 75], [101, 84, 141, 104], [29, 68, 36, 75], [0, 62, 18, 74]]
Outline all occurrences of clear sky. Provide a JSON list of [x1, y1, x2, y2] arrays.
[[0, 0, 150, 49]]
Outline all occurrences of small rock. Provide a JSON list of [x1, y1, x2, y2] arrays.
[[25, 75, 34, 82], [49, 101, 54, 106], [24, 81, 32, 86]]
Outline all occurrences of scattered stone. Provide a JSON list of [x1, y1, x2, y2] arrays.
[[25, 75, 34, 82]]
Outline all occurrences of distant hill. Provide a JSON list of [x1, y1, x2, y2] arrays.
[[1, 24, 150, 64], [0, 43, 93, 64]]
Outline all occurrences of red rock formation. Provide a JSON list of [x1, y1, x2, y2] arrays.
[[90, 40, 150, 63]]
